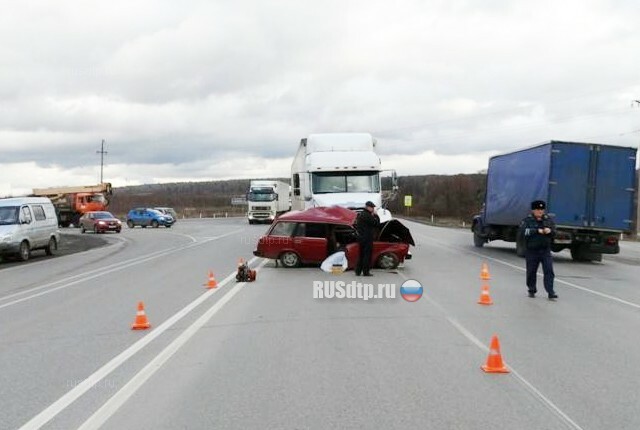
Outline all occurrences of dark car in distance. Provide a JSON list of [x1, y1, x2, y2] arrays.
[[253, 206, 414, 269], [79, 211, 122, 234]]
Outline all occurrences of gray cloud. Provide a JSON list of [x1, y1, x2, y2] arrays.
[[1, 0, 639, 194]]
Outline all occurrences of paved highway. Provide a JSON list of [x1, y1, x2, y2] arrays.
[[1, 218, 639, 429]]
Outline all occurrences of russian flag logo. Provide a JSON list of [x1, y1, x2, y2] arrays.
[[400, 279, 423, 302]]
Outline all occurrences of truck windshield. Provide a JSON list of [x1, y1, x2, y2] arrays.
[[312, 171, 380, 194], [0, 206, 19, 225], [248, 188, 276, 202], [88, 194, 106, 203]]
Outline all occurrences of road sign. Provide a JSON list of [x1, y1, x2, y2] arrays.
[[404, 195, 412, 207]]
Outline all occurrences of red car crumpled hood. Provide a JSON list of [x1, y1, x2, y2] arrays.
[[276, 206, 357, 226]]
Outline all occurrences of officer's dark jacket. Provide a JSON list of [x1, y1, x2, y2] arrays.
[[518, 214, 556, 250], [355, 210, 380, 242]]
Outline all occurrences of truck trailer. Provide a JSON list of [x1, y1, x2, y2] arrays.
[[472, 141, 637, 261], [247, 180, 290, 224], [291, 133, 396, 220]]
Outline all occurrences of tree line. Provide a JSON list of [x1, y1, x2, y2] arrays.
[[108, 174, 488, 222]]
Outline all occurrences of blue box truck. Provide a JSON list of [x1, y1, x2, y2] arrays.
[[472, 141, 637, 261]]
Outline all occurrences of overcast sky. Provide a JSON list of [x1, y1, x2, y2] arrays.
[[1, 0, 639, 196]]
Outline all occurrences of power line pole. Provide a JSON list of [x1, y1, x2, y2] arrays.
[[97, 139, 108, 183]]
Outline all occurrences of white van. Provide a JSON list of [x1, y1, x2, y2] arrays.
[[0, 197, 61, 261]]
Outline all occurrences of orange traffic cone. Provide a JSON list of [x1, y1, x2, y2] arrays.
[[480, 262, 491, 280], [481, 335, 509, 373], [131, 301, 151, 330], [205, 270, 218, 289], [477, 284, 493, 305]]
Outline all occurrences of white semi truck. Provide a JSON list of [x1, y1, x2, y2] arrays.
[[291, 133, 396, 219], [247, 180, 291, 224]]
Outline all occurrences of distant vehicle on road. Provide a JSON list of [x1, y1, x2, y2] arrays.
[[0, 197, 60, 261], [253, 206, 413, 269], [79, 211, 122, 234], [247, 180, 290, 224], [31, 182, 112, 227], [126, 208, 174, 228], [154, 207, 178, 221]]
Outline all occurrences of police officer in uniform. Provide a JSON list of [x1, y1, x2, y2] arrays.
[[518, 200, 558, 299], [355, 201, 380, 276]]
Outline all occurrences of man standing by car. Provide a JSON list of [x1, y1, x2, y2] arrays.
[[355, 201, 380, 276], [518, 200, 558, 299]]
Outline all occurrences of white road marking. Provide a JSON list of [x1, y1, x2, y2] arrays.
[[18, 257, 259, 430], [78, 259, 269, 430], [0, 230, 242, 310], [415, 232, 640, 310], [399, 270, 585, 430]]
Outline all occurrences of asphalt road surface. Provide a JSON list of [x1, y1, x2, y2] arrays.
[[1, 218, 640, 429]]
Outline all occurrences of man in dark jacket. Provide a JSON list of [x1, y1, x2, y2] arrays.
[[355, 201, 380, 276], [518, 200, 558, 299]]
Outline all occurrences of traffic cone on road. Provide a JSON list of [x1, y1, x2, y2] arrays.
[[131, 301, 151, 330], [481, 335, 509, 373], [477, 284, 494, 305], [480, 263, 491, 280], [205, 270, 218, 289]]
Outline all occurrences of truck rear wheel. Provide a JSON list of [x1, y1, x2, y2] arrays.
[[472, 222, 486, 248], [570, 246, 602, 262], [473, 231, 485, 248]]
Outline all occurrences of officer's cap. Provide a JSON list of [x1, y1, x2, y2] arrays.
[[531, 200, 546, 210]]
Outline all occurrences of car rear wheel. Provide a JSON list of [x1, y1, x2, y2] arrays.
[[279, 251, 300, 268], [19, 241, 30, 262], [45, 237, 57, 256], [80, 224, 86, 233], [127, 220, 134, 228], [377, 252, 399, 270]]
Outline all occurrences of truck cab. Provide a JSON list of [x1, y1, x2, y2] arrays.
[[247, 180, 290, 224], [291, 133, 395, 221]]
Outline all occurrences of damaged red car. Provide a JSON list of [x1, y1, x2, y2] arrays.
[[253, 206, 414, 269]]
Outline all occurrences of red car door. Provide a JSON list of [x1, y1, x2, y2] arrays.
[[260, 221, 296, 259], [292, 222, 328, 263]]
